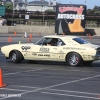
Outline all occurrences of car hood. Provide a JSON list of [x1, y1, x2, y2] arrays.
[[82, 43, 100, 49]]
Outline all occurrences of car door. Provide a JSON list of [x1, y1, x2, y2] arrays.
[[31, 37, 46, 60], [57, 39, 66, 61], [44, 38, 59, 60], [32, 37, 58, 60], [32, 38, 57, 60], [50, 46, 58, 59]]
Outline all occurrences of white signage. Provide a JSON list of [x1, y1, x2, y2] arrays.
[[25, 15, 29, 19]]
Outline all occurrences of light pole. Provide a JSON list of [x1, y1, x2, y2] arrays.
[[41, 5, 44, 25], [12, 0, 14, 26]]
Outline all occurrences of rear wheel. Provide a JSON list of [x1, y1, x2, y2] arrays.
[[82, 61, 93, 66], [10, 50, 23, 63], [67, 53, 82, 67]]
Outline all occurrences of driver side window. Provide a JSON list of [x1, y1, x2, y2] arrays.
[[36, 38, 45, 45], [36, 38, 52, 45]]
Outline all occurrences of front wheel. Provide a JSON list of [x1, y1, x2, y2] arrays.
[[10, 50, 23, 63], [67, 53, 82, 67]]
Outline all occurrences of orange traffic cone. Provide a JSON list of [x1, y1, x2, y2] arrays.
[[0, 69, 6, 88], [8, 36, 12, 42], [38, 33, 41, 36], [98, 95, 100, 98], [28, 38, 31, 42], [30, 34, 33, 38], [88, 34, 92, 40], [62, 33, 65, 35], [14, 31, 16, 36]]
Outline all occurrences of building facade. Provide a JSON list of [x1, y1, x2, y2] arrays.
[[27, 0, 58, 12], [0, 0, 27, 10], [0, 0, 59, 11]]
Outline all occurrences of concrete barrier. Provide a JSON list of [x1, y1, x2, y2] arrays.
[[0, 25, 100, 35], [0, 26, 8, 34], [8, 25, 55, 34]]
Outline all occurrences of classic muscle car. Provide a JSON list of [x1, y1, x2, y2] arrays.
[[1, 35, 100, 67]]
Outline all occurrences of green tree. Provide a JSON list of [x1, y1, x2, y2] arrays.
[[5, 3, 13, 10], [0, 2, 2, 6], [45, 9, 55, 15]]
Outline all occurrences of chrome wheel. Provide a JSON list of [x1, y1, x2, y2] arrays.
[[67, 53, 82, 67], [11, 52, 17, 62], [69, 55, 79, 66]]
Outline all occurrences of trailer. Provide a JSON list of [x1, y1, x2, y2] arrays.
[[55, 4, 86, 35]]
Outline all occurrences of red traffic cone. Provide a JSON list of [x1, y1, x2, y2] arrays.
[[30, 34, 33, 38], [88, 34, 92, 40], [38, 33, 41, 36], [62, 33, 65, 35], [14, 31, 17, 36], [0, 69, 6, 88], [8, 36, 12, 42], [28, 38, 31, 42]]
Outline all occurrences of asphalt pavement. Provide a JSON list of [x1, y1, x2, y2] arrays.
[[0, 34, 100, 100]]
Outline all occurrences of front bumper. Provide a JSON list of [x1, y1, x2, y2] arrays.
[[92, 54, 100, 60]]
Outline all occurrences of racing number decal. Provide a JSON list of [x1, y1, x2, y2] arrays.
[[39, 47, 50, 52], [21, 46, 31, 51]]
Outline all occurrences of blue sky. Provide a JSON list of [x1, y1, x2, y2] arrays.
[[28, 0, 100, 9]]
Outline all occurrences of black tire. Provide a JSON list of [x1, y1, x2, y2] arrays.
[[67, 52, 82, 67], [82, 61, 93, 66], [10, 50, 23, 63]]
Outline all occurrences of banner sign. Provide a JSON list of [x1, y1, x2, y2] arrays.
[[55, 4, 86, 35]]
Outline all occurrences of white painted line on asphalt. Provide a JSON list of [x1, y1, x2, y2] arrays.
[[11, 85, 39, 89], [20, 74, 100, 94], [40, 92, 100, 100], [1, 74, 100, 100], [44, 68, 80, 72], [3, 67, 92, 76], [0, 88, 27, 92], [43, 68, 99, 73], [4, 85, 99, 96], [17, 74, 100, 96], [3, 68, 45, 76], [47, 88, 100, 95]]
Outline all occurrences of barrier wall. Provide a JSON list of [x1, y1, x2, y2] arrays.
[[0, 25, 99, 36]]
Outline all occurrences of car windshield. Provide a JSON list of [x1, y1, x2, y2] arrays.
[[73, 38, 89, 44]]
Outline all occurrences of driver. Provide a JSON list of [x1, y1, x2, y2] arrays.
[[47, 38, 58, 46]]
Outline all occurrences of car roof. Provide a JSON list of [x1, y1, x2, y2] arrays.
[[44, 35, 79, 39]]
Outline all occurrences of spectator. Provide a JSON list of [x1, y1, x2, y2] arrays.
[[0, 17, 7, 26], [0, 17, 3, 26]]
